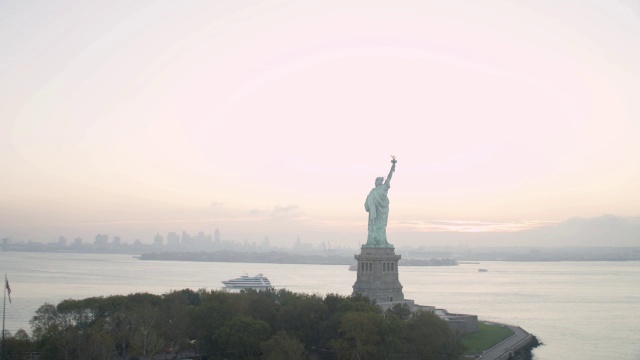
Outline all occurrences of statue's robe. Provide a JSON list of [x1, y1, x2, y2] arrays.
[[365, 183, 391, 246]]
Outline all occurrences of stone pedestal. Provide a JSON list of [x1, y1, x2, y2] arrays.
[[352, 246, 404, 304]]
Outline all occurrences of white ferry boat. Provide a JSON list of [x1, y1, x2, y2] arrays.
[[222, 273, 272, 290]]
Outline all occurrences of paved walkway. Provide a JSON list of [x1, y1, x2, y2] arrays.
[[472, 322, 532, 360]]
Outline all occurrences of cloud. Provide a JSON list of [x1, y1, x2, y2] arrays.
[[207, 201, 225, 210], [247, 205, 302, 219], [270, 205, 301, 218], [398, 215, 640, 247], [392, 219, 556, 233], [528, 215, 640, 246]]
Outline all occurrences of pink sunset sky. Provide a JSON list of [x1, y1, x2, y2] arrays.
[[1, 1, 639, 246]]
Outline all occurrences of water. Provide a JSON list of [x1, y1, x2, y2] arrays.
[[2, 251, 639, 359]]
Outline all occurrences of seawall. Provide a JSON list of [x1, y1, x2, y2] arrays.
[[477, 322, 539, 360]]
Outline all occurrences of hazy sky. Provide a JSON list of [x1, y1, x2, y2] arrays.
[[2, 1, 639, 246]]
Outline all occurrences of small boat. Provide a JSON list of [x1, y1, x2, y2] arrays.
[[478, 268, 488, 272], [222, 273, 272, 289]]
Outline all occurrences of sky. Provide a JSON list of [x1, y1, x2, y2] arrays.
[[1, 0, 640, 247]]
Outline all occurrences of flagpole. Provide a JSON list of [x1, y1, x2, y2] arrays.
[[2, 274, 6, 360]]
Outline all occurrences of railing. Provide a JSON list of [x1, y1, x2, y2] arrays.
[[479, 319, 522, 328]]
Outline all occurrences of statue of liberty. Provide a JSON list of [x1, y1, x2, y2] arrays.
[[364, 156, 397, 247]]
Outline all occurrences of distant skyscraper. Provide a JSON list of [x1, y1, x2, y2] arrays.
[[167, 232, 180, 246], [181, 231, 193, 246], [195, 231, 211, 248], [94, 234, 108, 246], [153, 233, 163, 246]]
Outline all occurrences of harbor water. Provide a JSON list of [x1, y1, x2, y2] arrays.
[[1, 251, 639, 359]]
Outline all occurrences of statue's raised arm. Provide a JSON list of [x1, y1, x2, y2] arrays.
[[385, 156, 397, 186]]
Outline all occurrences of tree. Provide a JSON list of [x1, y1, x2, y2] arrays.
[[243, 288, 280, 328], [56, 298, 99, 328], [277, 293, 328, 350], [30, 303, 69, 360], [380, 309, 409, 358], [260, 331, 310, 360], [129, 304, 166, 360], [30, 303, 61, 340], [24, 288, 465, 360], [330, 311, 385, 360], [83, 325, 116, 360], [3, 329, 34, 360], [334, 293, 380, 314], [215, 315, 271, 359], [159, 290, 192, 356], [320, 294, 382, 355], [385, 303, 412, 321], [188, 290, 239, 353], [106, 310, 134, 359], [405, 311, 462, 360]]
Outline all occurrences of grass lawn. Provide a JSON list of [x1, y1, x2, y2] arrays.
[[461, 322, 514, 355]]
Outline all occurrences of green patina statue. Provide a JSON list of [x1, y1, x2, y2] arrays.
[[364, 156, 397, 248]]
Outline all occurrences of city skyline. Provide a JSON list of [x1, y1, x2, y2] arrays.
[[2, 1, 640, 247]]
